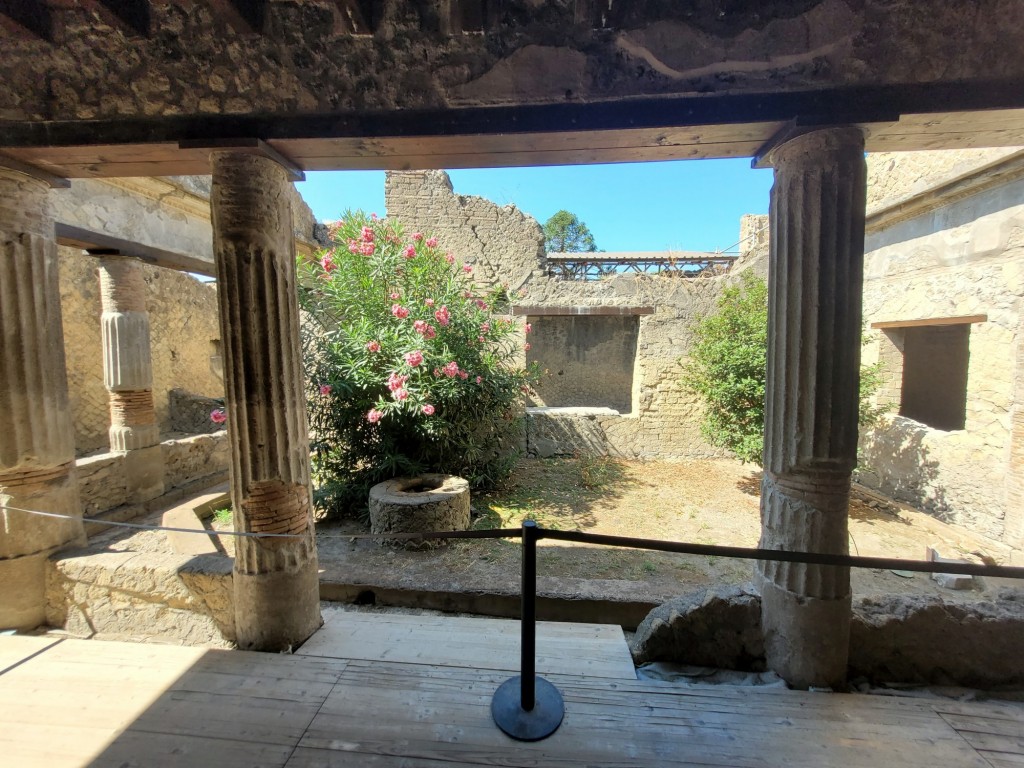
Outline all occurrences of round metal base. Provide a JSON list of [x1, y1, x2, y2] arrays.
[[491, 676, 565, 741]]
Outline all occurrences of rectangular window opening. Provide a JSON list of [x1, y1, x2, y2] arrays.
[[894, 323, 972, 431]]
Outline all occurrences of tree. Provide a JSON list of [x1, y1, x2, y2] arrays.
[[681, 272, 887, 465], [543, 210, 598, 253]]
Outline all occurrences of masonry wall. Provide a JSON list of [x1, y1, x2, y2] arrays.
[[386, 169, 768, 460], [858, 152, 1024, 545]]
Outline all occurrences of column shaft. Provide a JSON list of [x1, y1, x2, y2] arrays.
[[211, 152, 321, 651], [99, 255, 163, 501], [757, 127, 866, 689], [0, 167, 84, 630]]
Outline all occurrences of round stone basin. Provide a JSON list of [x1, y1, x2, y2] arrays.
[[368, 473, 470, 550]]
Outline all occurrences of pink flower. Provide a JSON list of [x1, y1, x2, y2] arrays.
[[387, 372, 410, 391], [412, 232, 424, 242], [525, 323, 532, 333], [475, 299, 488, 310], [422, 403, 435, 416], [463, 291, 473, 298], [361, 226, 374, 242], [403, 245, 416, 260], [370, 213, 378, 221], [319, 384, 332, 396], [391, 304, 410, 319], [404, 350, 424, 367], [434, 306, 451, 327], [424, 298, 435, 307], [390, 292, 400, 300], [210, 408, 226, 425], [366, 408, 383, 424], [478, 336, 485, 343], [425, 237, 438, 248], [524, 343, 532, 351], [459, 371, 468, 380], [481, 322, 490, 332], [441, 361, 460, 378], [476, 375, 482, 384], [319, 254, 336, 272], [366, 340, 381, 353], [445, 253, 455, 264], [463, 264, 473, 273], [392, 388, 409, 401], [360, 242, 374, 256]]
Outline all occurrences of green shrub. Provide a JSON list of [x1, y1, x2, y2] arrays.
[[298, 211, 538, 518], [681, 271, 887, 465]]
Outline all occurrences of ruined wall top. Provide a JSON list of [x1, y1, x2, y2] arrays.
[[1, 1, 1023, 123]]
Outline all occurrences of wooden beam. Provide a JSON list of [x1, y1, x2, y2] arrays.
[[177, 137, 305, 181], [205, 0, 267, 35], [0, 152, 70, 188], [0, 0, 53, 41], [56, 223, 216, 277], [93, 0, 151, 37], [870, 315, 987, 330], [512, 306, 655, 316]]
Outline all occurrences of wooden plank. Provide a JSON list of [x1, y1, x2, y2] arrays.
[[296, 612, 637, 680], [0, 635, 62, 674], [942, 713, 1024, 739], [871, 315, 987, 329], [90, 731, 293, 768]]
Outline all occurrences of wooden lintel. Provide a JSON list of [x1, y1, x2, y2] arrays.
[[56, 223, 215, 277], [178, 138, 306, 181], [205, 0, 267, 35], [870, 315, 987, 330], [0, 0, 53, 42], [0, 152, 70, 187], [512, 306, 655, 317], [93, 0, 151, 37]]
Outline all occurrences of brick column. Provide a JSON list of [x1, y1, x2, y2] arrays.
[[99, 254, 164, 501], [211, 151, 321, 651], [0, 167, 85, 630], [756, 127, 867, 689]]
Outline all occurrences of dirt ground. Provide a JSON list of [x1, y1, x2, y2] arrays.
[[299, 457, 1016, 604]]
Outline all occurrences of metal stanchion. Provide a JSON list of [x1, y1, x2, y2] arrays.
[[491, 520, 565, 741]]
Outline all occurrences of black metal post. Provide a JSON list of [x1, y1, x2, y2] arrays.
[[520, 519, 537, 711], [491, 521, 564, 741]]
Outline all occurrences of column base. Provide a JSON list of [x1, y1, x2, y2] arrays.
[[0, 552, 48, 631], [757, 575, 851, 690], [121, 444, 165, 503], [233, 561, 322, 651]]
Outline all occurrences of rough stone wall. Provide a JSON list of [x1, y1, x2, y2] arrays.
[[385, 170, 544, 292], [4, 2, 1024, 121], [59, 247, 224, 455], [385, 168, 771, 460], [858, 157, 1024, 543]]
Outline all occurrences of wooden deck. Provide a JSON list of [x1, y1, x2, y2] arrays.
[[0, 613, 1021, 767]]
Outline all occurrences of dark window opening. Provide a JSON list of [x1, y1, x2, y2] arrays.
[[898, 324, 971, 431], [527, 315, 639, 414]]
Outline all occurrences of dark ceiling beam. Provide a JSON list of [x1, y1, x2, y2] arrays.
[[205, 0, 268, 35], [0, 0, 54, 42], [94, 0, 151, 37]]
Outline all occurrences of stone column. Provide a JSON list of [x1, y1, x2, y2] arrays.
[[756, 127, 867, 689], [211, 151, 321, 651], [0, 167, 85, 630], [99, 254, 164, 501]]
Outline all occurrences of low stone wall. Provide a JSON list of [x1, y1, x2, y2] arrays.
[[525, 407, 617, 458], [46, 549, 235, 647], [631, 586, 1024, 688], [75, 432, 229, 519]]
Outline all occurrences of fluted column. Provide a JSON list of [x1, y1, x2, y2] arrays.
[[756, 127, 866, 689], [99, 254, 164, 501], [211, 151, 321, 651], [0, 167, 85, 630]]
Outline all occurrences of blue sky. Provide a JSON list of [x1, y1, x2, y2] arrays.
[[296, 159, 774, 254]]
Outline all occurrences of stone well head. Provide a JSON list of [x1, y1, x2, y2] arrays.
[[368, 474, 471, 549]]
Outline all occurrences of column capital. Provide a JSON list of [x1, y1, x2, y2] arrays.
[[754, 125, 865, 170]]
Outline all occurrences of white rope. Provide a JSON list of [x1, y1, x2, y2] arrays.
[[1, 503, 303, 539]]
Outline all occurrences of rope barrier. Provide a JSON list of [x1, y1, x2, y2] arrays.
[[3, 502, 1023, 578]]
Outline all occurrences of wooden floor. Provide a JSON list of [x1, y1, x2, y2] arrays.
[[1, 615, 1022, 768]]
